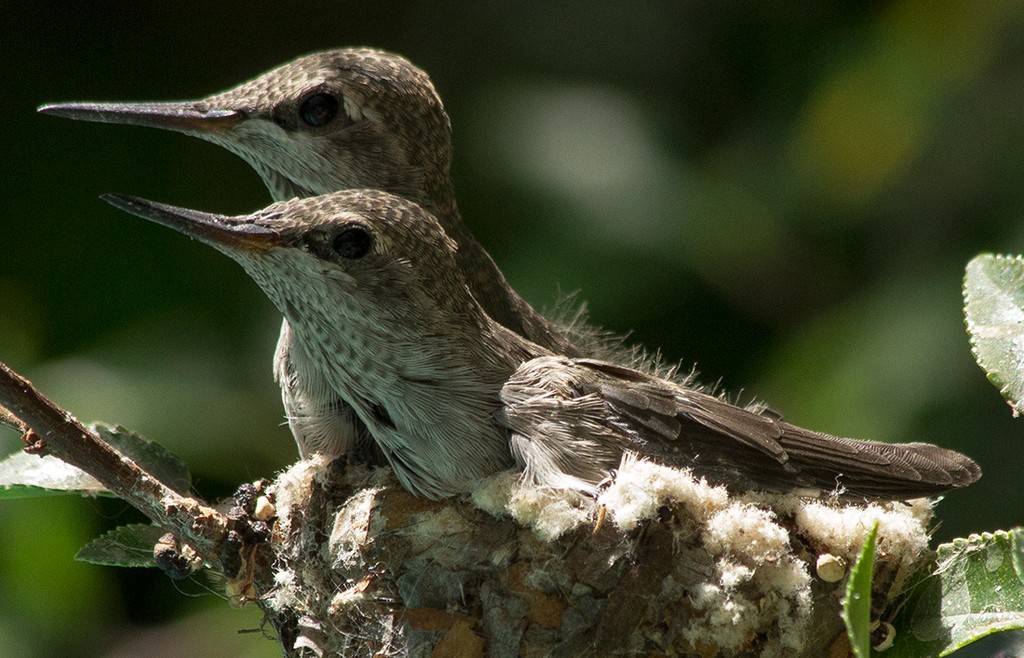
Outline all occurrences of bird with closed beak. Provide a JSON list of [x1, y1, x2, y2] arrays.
[[103, 190, 981, 502]]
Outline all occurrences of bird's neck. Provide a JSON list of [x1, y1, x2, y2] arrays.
[[283, 289, 537, 498], [420, 180, 580, 357], [280, 270, 539, 398]]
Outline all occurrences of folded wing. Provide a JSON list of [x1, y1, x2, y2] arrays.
[[501, 356, 980, 500]]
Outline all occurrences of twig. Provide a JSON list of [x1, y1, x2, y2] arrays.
[[0, 359, 231, 570], [0, 404, 25, 432]]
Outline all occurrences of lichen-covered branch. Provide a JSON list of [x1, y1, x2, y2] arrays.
[[0, 404, 25, 432], [0, 360, 230, 570], [0, 357, 941, 656]]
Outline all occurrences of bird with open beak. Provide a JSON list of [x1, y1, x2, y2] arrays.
[[40, 49, 580, 461], [104, 189, 980, 502]]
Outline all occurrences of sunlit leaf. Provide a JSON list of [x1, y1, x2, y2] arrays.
[[0, 424, 190, 498], [0, 451, 109, 498], [887, 529, 1024, 657], [844, 522, 878, 658], [964, 254, 1024, 416]]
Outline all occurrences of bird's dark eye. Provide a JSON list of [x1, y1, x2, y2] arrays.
[[299, 92, 339, 127], [332, 227, 372, 259]]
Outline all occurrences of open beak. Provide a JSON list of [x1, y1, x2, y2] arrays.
[[101, 194, 284, 252], [38, 101, 244, 136]]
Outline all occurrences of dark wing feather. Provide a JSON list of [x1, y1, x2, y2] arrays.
[[581, 359, 788, 461], [576, 359, 980, 500]]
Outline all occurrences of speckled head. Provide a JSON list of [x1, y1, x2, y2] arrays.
[[103, 188, 529, 498], [40, 47, 580, 356], [40, 49, 454, 210], [100, 189, 474, 331]]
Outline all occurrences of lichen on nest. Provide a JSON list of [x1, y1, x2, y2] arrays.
[[256, 455, 936, 657]]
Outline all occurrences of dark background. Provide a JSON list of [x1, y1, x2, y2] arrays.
[[1, 3, 1022, 656]]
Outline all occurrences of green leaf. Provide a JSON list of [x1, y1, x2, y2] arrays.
[[963, 254, 1024, 416], [0, 424, 190, 499], [91, 423, 191, 494], [887, 529, 1024, 657], [0, 451, 110, 498], [75, 524, 164, 568], [844, 522, 878, 658]]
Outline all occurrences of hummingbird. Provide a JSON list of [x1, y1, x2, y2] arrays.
[[40, 48, 579, 460], [103, 190, 981, 501]]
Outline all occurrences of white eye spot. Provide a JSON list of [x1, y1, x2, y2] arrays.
[[343, 97, 364, 122], [361, 107, 383, 123]]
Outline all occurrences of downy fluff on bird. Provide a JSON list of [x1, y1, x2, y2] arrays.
[[44, 48, 980, 501], [104, 190, 980, 501], [40, 48, 579, 462]]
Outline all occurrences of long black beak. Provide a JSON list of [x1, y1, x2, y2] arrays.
[[101, 194, 283, 252], [38, 101, 244, 136]]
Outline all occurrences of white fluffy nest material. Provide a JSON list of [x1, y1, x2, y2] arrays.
[[256, 455, 934, 657]]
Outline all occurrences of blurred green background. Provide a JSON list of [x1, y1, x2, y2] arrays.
[[2, 2, 1023, 656]]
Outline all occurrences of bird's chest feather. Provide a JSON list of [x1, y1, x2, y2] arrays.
[[290, 315, 514, 497]]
